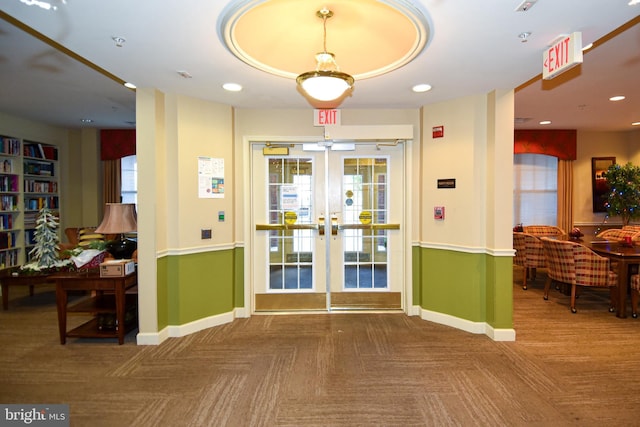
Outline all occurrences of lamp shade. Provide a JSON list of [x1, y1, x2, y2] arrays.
[[296, 70, 354, 101], [94, 203, 137, 234]]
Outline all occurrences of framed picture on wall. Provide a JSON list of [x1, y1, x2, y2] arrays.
[[592, 157, 616, 213]]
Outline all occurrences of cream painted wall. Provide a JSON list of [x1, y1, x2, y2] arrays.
[[172, 95, 234, 250], [574, 129, 640, 226], [421, 94, 489, 248], [486, 90, 515, 250]]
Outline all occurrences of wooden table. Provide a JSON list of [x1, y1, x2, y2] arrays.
[[584, 240, 640, 318], [51, 270, 137, 345], [0, 268, 51, 310]]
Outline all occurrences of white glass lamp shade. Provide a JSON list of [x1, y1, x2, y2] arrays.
[[297, 71, 354, 101]]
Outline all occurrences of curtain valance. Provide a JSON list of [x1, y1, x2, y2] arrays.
[[514, 129, 576, 161], [100, 129, 136, 160]]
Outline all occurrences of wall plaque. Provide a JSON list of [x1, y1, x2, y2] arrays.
[[437, 178, 456, 189]]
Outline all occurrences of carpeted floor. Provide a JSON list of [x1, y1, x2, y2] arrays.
[[1, 267, 639, 426]]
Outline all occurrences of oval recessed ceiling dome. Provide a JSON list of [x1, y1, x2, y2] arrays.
[[218, 0, 433, 81]]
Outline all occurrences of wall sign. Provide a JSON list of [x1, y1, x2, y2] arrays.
[[437, 178, 456, 189]]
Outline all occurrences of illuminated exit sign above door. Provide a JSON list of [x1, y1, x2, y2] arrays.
[[542, 32, 583, 80], [314, 109, 341, 126]]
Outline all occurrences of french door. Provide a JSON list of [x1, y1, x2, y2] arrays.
[[251, 141, 404, 311]]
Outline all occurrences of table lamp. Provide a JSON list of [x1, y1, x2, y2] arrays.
[[94, 203, 137, 259]]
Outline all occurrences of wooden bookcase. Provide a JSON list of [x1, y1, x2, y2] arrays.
[[0, 135, 60, 269]]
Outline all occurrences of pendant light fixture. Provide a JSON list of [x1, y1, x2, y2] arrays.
[[296, 8, 354, 102]]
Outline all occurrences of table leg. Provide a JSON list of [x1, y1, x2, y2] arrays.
[[116, 283, 125, 345], [1, 283, 7, 310], [55, 283, 68, 344], [617, 261, 629, 318]]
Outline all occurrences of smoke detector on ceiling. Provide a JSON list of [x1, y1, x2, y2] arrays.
[[515, 0, 538, 12]]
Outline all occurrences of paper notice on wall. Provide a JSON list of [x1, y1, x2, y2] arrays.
[[280, 185, 298, 210], [198, 156, 224, 198]]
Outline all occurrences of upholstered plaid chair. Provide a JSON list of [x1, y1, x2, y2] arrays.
[[513, 232, 527, 288], [631, 274, 640, 318], [541, 237, 617, 313], [596, 228, 639, 241], [523, 225, 565, 236], [521, 233, 547, 290]]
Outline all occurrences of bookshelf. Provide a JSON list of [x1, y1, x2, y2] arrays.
[[0, 136, 21, 269], [0, 136, 60, 269], [23, 141, 59, 263]]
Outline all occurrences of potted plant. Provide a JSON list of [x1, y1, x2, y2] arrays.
[[603, 162, 640, 226]]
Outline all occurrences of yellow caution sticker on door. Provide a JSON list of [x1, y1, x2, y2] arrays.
[[359, 211, 372, 224], [284, 211, 297, 225]]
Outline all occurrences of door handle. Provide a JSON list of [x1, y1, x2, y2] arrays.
[[337, 223, 400, 230], [318, 216, 325, 236], [331, 216, 339, 235], [256, 224, 320, 231]]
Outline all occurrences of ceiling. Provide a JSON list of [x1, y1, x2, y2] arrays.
[[0, 0, 638, 132]]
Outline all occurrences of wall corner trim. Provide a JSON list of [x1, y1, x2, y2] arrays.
[[420, 308, 516, 342]]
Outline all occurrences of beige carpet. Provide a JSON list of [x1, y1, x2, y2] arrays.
[[1, 268, 639, 426]]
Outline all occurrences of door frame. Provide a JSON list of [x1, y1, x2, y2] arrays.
[[242, 133, 413, 316]]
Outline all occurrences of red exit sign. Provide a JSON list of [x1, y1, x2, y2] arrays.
[[314, 109, 341, 126], [542, 32, 583, 80]]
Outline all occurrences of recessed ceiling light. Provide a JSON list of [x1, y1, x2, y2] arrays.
[[124, 82, 136, 89], [582, 42, 593, 51], [609, 95, 625, 101], [539, 120, 551, 125], [177, 70, 192, 79], [632, 121, 640, 126], [223, 83, 242, 92], [412, 84, 432, 93]]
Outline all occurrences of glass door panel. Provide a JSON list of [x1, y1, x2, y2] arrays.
[[252, 142, 403, 312]]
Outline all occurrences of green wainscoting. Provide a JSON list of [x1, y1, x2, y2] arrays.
[[157, 248, 244, 329], [417, 246, 512, 329]]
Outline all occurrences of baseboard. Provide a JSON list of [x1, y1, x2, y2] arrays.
[[420, 308, 516, 341], [135, 308, 246, 345]]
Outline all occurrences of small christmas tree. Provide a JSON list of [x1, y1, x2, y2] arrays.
[[29, 207, 60, 268], [603, 162, 640, 226]]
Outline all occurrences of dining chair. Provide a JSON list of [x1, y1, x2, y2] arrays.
[[522, 233, 547, 290], [523, 225, 565, 236], [513, 232, 527, 289], [596, 228, 639, 241], [541, 237, 617, 313]]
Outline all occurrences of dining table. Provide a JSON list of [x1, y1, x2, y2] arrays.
[[581, 236, 640, 318]]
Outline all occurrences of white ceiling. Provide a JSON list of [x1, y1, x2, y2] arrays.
[[0, 0, 638, 132]]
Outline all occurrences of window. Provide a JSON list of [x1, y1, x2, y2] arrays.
[[121, 155, 137, 208], [513, 153, 557, 226]]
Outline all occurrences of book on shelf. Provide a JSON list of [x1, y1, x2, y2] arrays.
[[0, 136, 20, 156], [23, 142, 58, 160], [0, 213, 13, 230], [0, 231, 16, 250], [0, 159, 13, 173]]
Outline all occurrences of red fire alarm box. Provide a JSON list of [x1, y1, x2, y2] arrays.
[[434, 206, 445, 220], [432, 126, 444, 138]]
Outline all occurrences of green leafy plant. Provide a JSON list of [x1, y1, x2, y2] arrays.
[[603, 162, 640, 225]]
